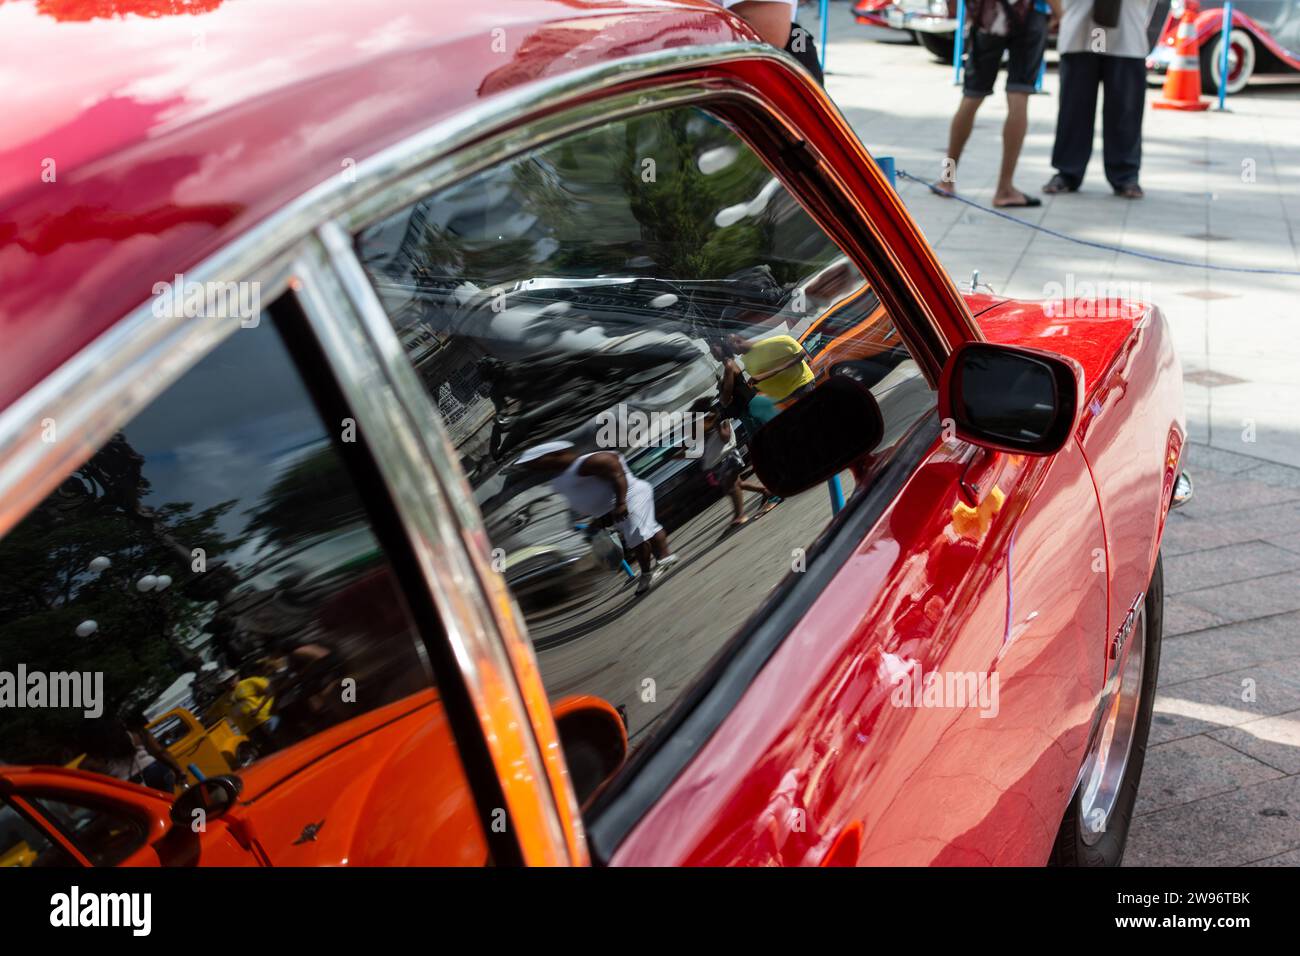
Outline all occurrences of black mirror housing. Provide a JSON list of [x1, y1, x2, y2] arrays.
[[939, 341, 1082, 456], [750, 376, 884, 497], [170, 774, 243, 828]]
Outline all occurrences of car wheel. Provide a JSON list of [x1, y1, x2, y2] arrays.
[[918, 32, 955, 62], [1200, 29, 1255, 96], [1050, 553, 1163, 866]]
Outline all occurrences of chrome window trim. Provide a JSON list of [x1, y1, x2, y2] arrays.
[[342, 82, 737, 235], [0, 37, 945, 867], [0, 257, 295, 540], [0, 43, 820, 540], [309, 222, 585, 865], [329, 78, 946, 849]]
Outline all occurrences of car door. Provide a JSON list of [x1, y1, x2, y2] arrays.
[[0, 283, 524, 866], [311, 46, 1109, 865]]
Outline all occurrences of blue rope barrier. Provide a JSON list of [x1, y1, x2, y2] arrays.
[[895, 169, 1300, 277]]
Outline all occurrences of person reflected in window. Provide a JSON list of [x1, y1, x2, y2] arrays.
[[688, 399, 778, 529], [518, 441, 677, 596], [711, 339, 780, 433], [725, 332, 815, 405]]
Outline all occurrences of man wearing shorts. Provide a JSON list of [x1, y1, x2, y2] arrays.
[[936, 0, 1060, 208], [518, 440, 677, 595]]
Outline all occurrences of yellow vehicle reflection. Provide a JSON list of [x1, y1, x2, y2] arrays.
[[145, 708, 253, 788]]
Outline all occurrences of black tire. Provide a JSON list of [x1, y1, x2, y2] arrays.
[[918, 31, 956, 62], [1050, 553, 1164, 866]]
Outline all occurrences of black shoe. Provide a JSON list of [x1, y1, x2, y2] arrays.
[[1042, 174, 1079, 195], [1113, 183, 1144, 199]]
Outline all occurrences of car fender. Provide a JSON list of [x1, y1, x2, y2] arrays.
[[1074, 306, 1186, 665], [1184, 9, 1300, 72]]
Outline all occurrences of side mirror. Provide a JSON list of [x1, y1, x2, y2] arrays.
[[749, 377, 884, 497], [553, 697, 628, 806], [939, 342, 1082, 456], [169, 774, 242, 828]]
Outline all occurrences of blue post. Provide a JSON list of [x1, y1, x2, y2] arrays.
[[953, 0, 966, 86], [1217, 2, 1234, 110], [875, 155, 896, 186], [819, 0, 829, 73], [827, 474, 846, 515]]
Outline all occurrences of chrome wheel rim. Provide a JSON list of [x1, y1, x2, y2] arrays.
[[1078, 604, 1146, 846]]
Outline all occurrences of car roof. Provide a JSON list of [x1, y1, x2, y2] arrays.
[[0, 0, 746, 411]]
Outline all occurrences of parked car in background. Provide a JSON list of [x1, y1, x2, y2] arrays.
[[854, 0, 962, 60], [1148, 0, 1300, 94], [855, 0, 1169, 65], [1, 0, 1188, 867]]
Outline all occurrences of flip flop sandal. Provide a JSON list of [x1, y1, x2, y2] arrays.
[[994, 196, 1042, 208]]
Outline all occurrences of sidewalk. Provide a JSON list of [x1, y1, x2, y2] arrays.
[[813, 5, 1300, 865], [820, 5, 1300, 472]]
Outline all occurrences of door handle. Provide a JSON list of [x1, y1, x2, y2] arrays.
[[959, 446, 1005, 506]]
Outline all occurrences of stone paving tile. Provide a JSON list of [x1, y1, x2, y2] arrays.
[[1184, 444, 1268, 476], [1166, 501, 1300, 557], [1245, 462, 1300, 491], [1178, 472, 1300, 517], [1265, 536, 1300, 556], [1179, 569, 1300, 624], [1124, 775, 1300, 866], [1136, 735, 1283, 816], [1165, 541, 1300, 596], [1150, 657, 1300, 745], [1159, 611, 1300, 684], [1246, 847, 1300, 866], [1210, 709, 1300, 775], [1164, 596, 1230, 637]]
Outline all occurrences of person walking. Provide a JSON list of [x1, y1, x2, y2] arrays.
[[1044, 0, 1158, 200], [518, 440, 677, 596], [936, 0, 1059, 208]]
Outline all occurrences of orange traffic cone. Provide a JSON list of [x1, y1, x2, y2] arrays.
[[1155, 1, 1210, 111]]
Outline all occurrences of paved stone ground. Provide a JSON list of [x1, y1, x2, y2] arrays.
[[808, 3, 1300, 865]]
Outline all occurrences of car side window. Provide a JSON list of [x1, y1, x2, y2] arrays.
[[355, 105, 936, 778], [0, 301, 487, 865], [0, 800, 77, 868], [28, 796, 146, 867]]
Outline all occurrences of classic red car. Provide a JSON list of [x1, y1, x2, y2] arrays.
[[0, 0, 1187, 866], [1147, 0, 1300, 94]]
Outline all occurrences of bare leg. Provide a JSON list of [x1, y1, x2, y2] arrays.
[[634, 542, 653, 575], [728, 481, 748, 524], [648, 530, 671, 561], [938, 95, 984, 195], [994, 92, 1031, 206]]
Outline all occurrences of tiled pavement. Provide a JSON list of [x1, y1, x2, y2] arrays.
[[1127, 442, 1300, 866], [806, 4, 1300, 865]]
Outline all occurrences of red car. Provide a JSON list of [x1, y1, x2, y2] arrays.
[[1147, 1, 1300, 94], [0, 0, 1187, 866]]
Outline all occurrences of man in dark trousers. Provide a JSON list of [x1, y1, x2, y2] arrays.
[[1044, 0, 1158, 200]]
